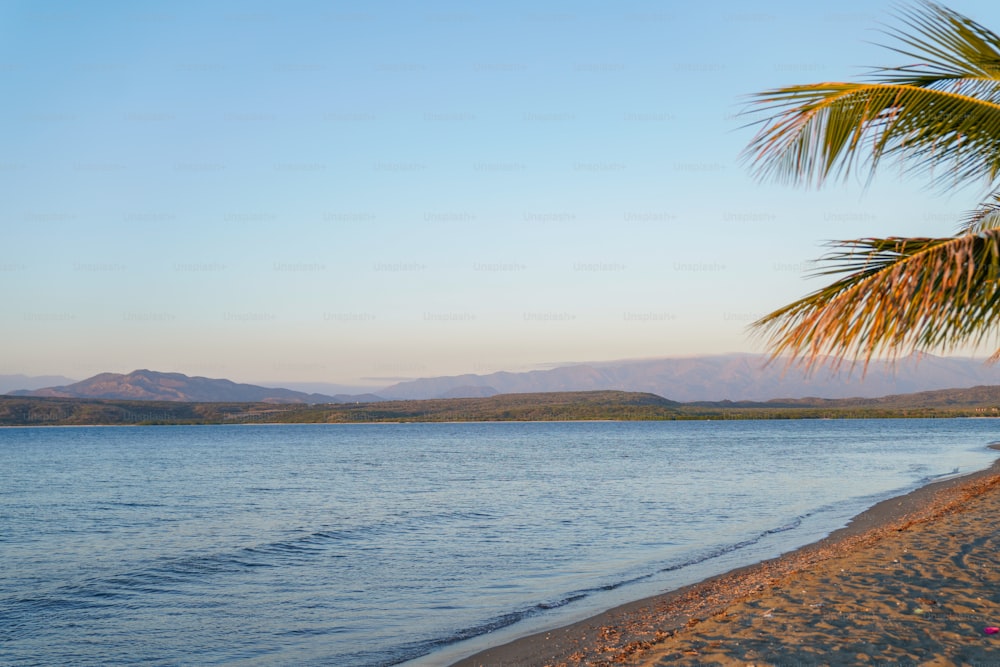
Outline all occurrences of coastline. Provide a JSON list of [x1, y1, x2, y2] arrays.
[[450, 449, 1000, 666]]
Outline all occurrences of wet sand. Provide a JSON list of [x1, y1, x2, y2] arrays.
[[454, 454, 1000, 666]]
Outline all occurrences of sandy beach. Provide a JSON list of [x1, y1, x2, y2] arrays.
[[454, 453, 1000, 666]]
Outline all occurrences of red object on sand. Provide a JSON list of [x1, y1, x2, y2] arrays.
[[985, 627, 1000, 635]]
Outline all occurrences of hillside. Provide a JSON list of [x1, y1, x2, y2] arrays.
[[0, 391, 678, 426], [2, 385, 999, 426], [9, 369, 346, 404]]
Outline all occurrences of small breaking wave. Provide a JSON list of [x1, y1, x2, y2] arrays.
[[393, 514, 811, 665], [0, 507, 501, 636]]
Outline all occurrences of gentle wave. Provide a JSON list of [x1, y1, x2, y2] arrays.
[[2, 508, 503, 626], [3, 421, 997, 667], [392, 513, 812, 665]]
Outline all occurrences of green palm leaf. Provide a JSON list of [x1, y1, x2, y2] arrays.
[[878, 1, 1000, 90], [742, 2, 1000, 190], [744, 82, 1000, 188], [743, 2, 1000, 368]]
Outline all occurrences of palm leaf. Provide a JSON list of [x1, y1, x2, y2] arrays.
[[754, 230, 1000, 369], [958, 192, 1000, 232], [877, 1, 1000, 91], [742, 2, 1000, 190], [744, 82, 1000, 189], [744, 3, 1000, 369]]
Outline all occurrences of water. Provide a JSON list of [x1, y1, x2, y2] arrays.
[[1, 420, 997, 666]]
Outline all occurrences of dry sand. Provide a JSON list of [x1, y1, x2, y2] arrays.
[[454, 456, 1000, 666]]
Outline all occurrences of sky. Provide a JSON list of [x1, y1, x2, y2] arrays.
[[3, 0, 998, 390]]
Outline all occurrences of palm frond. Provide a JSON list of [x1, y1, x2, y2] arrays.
[[744, 3, 1000, 370], [876, 1, 1000, 92], [752, 230, 1000, 369], [958, 192, 1000, 233], [742, 2, 1000, 190], [744, 81, 1000, 189], [873, 0, 1000, 134]]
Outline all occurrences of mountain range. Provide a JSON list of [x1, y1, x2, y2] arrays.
[[376, 353, 1000, 402], [7, 353, 1000, 403], [6, 369, 379, 404], [0, 374, 77, 394]]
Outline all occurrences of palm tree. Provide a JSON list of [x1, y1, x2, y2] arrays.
[[744, 1, 1000, 370]]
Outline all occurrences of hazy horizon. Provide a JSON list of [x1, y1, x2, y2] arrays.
[[4, 1, 995, 385]]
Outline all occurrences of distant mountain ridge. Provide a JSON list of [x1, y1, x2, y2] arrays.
[[10, 353, 1000, 404], [377, 353, 1000, 402], [0, 374, 77, 394], [7, 369, 366, 404]]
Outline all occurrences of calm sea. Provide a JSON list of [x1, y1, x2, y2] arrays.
[[2, 420, 997, 666]]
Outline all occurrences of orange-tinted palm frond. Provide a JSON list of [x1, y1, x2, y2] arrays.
[[753, 231, 1000, 370]]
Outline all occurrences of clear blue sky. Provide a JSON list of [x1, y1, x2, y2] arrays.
[[3, 0, 996, 388]]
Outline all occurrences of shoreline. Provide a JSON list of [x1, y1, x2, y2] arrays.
[[450, 450, 1000, 666]]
